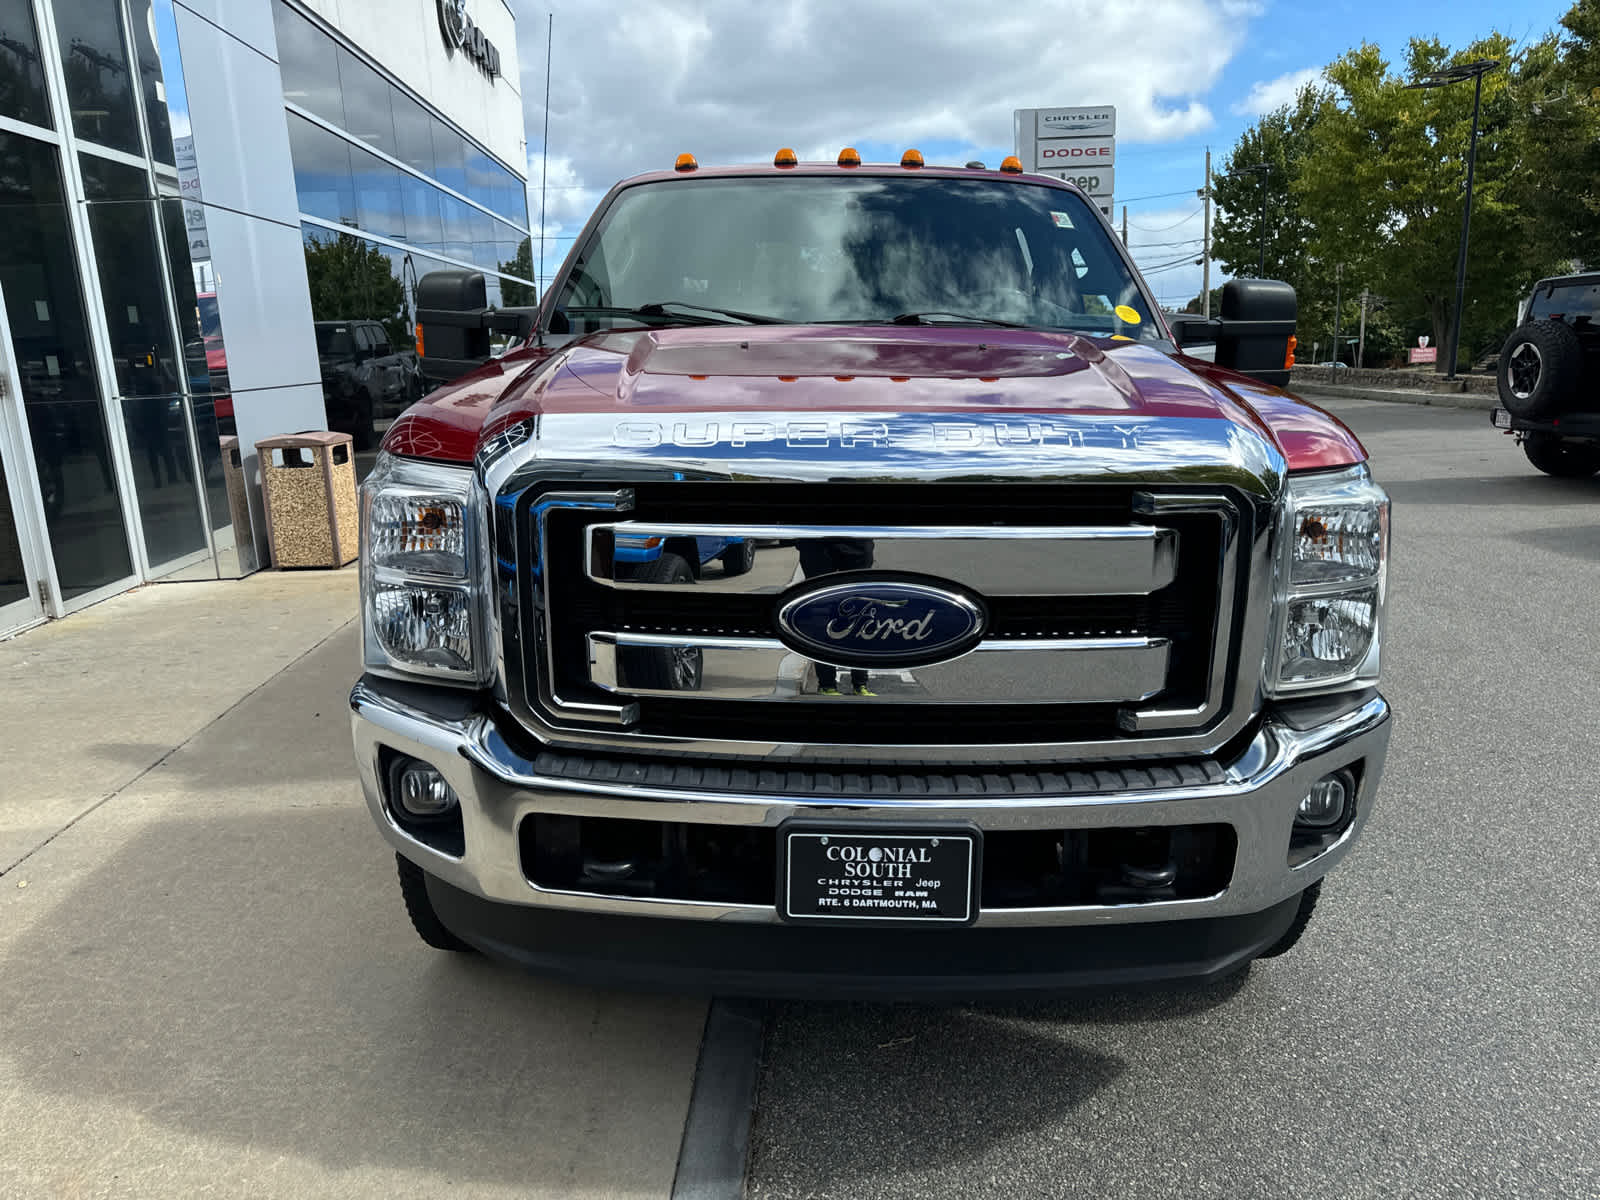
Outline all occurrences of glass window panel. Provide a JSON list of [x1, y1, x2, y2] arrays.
[[390, 85, 433, 177], [400, 174, 441, 251], [130, 0, 175, 165], [336, 45, 394, 158], [464, 144, 495, 212], [431, 119, 465, 194], [470, 205, 496, 267], [54, 0, 142, 154], [272, 0, 342, 127], [287, 111, 354, 225], [80, 156, 207, 572], [440, 190, 472, 249], [351, 144, 403, 240], [0, 0, 54, 128], [160, 197, 232, 557], [0, 133, 132, 597], [0, 447, 32, 609]]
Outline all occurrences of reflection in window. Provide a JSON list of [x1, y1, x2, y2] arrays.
[[391, 85, 433, 176], [130, 0, 175, 164], [0, 0, 53, 128], [54, 0, 142, 153], [0, 133, 132, 597], [272, 0, 341, 126], [336, 44, 395, 158], [351, 143, 403, 241], [288, 111, 354, 225]]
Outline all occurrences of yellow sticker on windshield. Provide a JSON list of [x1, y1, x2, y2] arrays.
[[1110, 334, 1134, 342], [1114, 304, 1143, 325]]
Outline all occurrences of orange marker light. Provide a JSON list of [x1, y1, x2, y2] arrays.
[[1000, 155, 1023, 174], [901, 148, 924, 168], [1284, 334, 1298, 370], [774, 147, 798, 168], [415, 323, 424, 357], [837, 147, 861, 168], [674, 153, 698, 172]]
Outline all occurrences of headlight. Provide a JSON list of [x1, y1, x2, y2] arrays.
[[1267, 464, 1389, 695], [360, 452, 488, 685]]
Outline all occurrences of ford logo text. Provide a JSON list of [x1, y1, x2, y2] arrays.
[[776, 578, 986, 668]]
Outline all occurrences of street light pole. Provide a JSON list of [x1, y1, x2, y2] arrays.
[[1407, 59, 1500, 380]]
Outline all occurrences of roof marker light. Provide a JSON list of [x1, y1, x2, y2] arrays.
[[1000, 156, 1023, 174], [837, 147, 861, 168], [901, 148, 924, 168], [774, 147, 798, 168], [675, 153, 698, 172]]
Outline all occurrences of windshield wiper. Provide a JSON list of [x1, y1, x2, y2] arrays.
[[891, 311, 1027, 328], [634, 300, 786, 325]]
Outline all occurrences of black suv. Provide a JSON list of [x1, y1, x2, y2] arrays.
[[315, 320, 421, 450], [1491, 274, 1600, 477]]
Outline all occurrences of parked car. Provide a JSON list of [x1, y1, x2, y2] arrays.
[[1490, 273, 1600, 476], [314, 320, 420, 450], [351, 153, 1391, 995]]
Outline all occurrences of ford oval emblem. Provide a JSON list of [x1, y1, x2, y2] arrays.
[[775, 576, 987, 668]]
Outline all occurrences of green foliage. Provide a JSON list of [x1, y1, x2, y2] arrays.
[[1217, 13, 1592, 373], [302, 231, 408, 349], [498, 237, 538, 307]]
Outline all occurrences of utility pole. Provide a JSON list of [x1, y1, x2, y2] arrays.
[[1332, 264, 1343, 367], [1121, 205, 1128, 247], [1201, 148, 1212, 319], [1358, 289, 1370, 368]]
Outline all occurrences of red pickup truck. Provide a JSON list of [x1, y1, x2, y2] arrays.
[[350, 152, 1391, 995]]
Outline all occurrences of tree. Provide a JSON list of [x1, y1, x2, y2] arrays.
[[1296, 35, 1563, 371], [498, 237, 538, 307], [1520, 1, 1600, 265], [1182, 287, 1224, 314], [302, 231, 407, 350]]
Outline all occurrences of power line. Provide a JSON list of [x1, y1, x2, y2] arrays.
[[1116, 188, 1202, 205], [1128, 236, 1204, 249], [1128, 209, 1202, 233]]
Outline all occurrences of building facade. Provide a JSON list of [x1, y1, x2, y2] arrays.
[[0, 0, 527, 637]]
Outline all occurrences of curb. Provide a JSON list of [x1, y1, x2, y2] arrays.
[[1292, 383, 1497, 411], [672, 999, 767, 1200]]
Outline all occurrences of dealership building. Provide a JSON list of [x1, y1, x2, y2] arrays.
[[0, 0, 530, 637]]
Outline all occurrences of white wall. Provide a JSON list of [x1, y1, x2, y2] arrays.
[[299, 0, 526, 178], [175, 0, 327, 562]]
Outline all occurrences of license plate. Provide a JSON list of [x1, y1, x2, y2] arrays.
[[780, 826, 979, 923], [1492, 408, 1513, 429]]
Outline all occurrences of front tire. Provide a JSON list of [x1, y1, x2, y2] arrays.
[[719, 539, 756, 576], [1522, 433, 1600, 478], [1256, 880, 1320, 959], [1497, 321, 1583, 419], [395, 853, 474, 952]]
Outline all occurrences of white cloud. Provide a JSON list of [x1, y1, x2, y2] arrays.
[[1231, 66, 1322, 117], [509, 0, 1264, 271]]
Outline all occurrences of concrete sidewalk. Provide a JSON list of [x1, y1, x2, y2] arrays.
[[0, 573, 705, 1198]]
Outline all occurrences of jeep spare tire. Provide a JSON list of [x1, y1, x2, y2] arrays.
[[1498, 320, 1583, 419]]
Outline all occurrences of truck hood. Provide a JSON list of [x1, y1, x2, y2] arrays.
[[385, 325, 1365, 472]]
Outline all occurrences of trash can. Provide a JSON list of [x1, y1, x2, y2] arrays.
[[257, 431, 359, 568], [218, 434, 259, 570]]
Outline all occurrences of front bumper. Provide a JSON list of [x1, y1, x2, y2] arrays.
[[352, 678, 1388, 964]]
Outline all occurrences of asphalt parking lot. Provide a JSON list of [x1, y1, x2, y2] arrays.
[[747, 397, 1600, 1199]]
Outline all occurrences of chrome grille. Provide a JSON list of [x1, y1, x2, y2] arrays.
[[500, 481, 1255, 763]]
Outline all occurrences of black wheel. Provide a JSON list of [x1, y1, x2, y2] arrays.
[[1257, 880, 1320, 959], [1497, 321, 1583, 419], [395, 853, 473, 952], [1522, 433, 1600, 478], [619, 553, 704, 691], [719, 539, 757, 576]]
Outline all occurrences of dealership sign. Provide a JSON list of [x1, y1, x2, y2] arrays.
[[1409, 346, 1437, 363], [437, 0, 500, 78], [1014, 106, 1116, 212]]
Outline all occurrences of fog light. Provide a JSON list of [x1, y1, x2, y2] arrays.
[[1297, 772, 1350, 828], [397, 764, 458, 818]]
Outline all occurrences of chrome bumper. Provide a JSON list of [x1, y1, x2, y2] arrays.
[[350, 681, 1390, 928]]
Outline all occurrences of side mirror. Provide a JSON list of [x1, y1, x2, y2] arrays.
[[1170, 280, 1296, 388], [414, 270, 538, 383]]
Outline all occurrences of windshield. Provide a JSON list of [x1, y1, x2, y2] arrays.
[[552, 176, 1160, 340]]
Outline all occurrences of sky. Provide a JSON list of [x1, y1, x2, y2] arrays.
[[505, 0, 1576, 310]]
